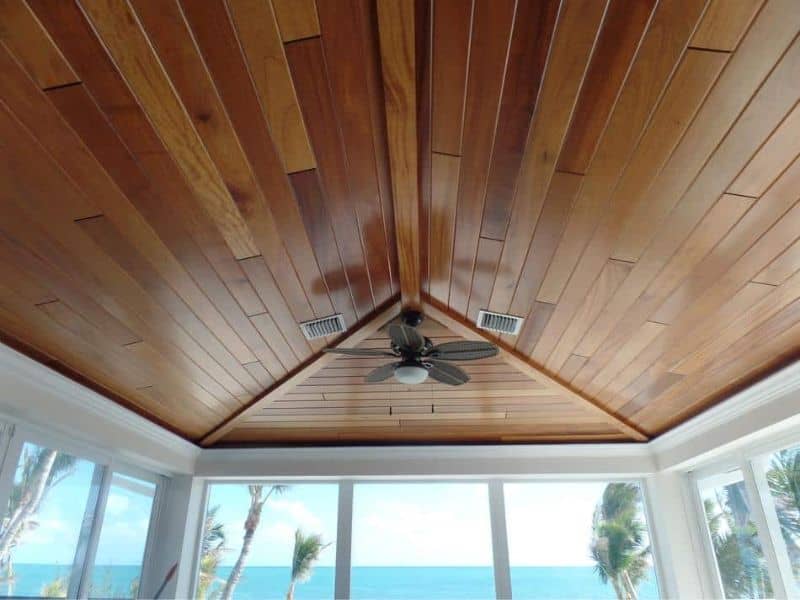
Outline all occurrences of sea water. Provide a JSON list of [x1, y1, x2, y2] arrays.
[[2, 564, 660, 599]]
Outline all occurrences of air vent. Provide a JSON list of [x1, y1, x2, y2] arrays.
[[476, 309, 523, 335], [300, 314, 347, 340]]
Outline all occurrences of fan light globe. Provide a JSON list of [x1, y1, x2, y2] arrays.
[[394, 364, 429, 384]]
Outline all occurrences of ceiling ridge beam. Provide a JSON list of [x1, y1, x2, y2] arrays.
[[200, 298, 401, 446], [421, 296, 649, 442], [377, 0, 421, 308]]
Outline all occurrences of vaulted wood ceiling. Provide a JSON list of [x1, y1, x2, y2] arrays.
[[0, 0, 798, 446]]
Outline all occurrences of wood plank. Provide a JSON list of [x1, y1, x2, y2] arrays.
[[201, 299, 400, 445], [559, 354, 588, 383], [79, 0, 259, 260], [447, 0, 515, 314], [289, 170, 359, 327], [28, 1, 271, 327], [728, 102, 800, 198], [556, 0, 658, 174], [430, 0, 472, 155], [502, 172, 582, 337], [515, 302, 556, 357], [610, 0, 800, 263], [535, 0, 711, 305], [180, 5, 328, 320], [581, 321, 666, 396], [422, 298, 648, 441], [0, 172, 246, 407], [690, 0, 764, 51], [487, 0, 609, 314], [285, 37, 375, 317], [753, 238, 800, 286], [271, 0, 320, 42], [465, 237, 503, 323], [377, 0, 420, 308], [573, 191, 759, 389], [564, 8, 800, 379], [429, 153, 460, 303], [479, 0, 559, 241], [226, 0, 315, 173], [544, 259, 632, 371], [316, 0, 394, 307], [0, 0, 79, 89]]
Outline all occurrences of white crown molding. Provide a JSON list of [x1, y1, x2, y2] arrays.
[[0, 343, 199, 474], [650, 359, 800, 471]]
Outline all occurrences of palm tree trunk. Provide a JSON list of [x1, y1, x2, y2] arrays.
[[286, 581, 295, 600], [622, 571, 638, 600], [219, 521, 257, 600], [610, 575, 626, 600], [0, 449, 57, 562]]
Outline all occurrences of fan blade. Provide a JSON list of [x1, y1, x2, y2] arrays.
[[388, 323, 425, 352], [365, 362, 401, 383], [426, 340, 498, 361], [426, 359, 469, 386], [323, 348, 397, 357]]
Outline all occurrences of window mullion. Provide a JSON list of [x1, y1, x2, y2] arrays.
[[69, 464, 112, 599], [741, 458, 790, 598], [746, 457, 798, 597], [690, 472, 728, 599], [0, 425, 23, 515], [334, 480, 354, 600], [488, 480, 512, 600]]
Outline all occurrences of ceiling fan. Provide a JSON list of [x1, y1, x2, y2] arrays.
[[323, 311, 499, 386]]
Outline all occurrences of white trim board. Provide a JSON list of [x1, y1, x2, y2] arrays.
[[0, 343, 199, 474]]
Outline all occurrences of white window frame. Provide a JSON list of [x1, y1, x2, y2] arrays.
[[688, 430, 800, 600], [0, 420, 165, 600], [193, 475, 664, 600]]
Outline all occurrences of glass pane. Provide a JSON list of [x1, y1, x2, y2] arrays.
[[504, 482, 660, 599], [196, 484, 337, 600], [350, 483, 494, 599], [699, 471, 772, 599], [0, 442, 96, 598], [764, 445, 800, 588], [89, 473, 157, 599]]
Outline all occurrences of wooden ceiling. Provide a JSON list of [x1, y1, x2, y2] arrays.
[[0, 0, 799, 446]]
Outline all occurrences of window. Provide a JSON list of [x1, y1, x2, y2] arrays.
[[504, 481, 660, 600], [197, 483, 337, 600], [0, 442, 96, 598], [350, 483, 494, 599], [0, 440, 160, 599], [763, 444, 800, 589], [89, 474, 157, 598], [698, 470, 772, 599]]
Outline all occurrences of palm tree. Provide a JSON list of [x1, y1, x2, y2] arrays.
[[196, 505, 227, 599], [220, 485, 288, 600], [0, 446, 76, 580], [767, 448, 800, 569], [286, 530, 330, 600], [703, 493, 771, 598], [590, 483, 651, 600]]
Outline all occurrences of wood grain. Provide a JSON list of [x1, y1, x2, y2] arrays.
[[377, 0, 420, 308], [226, 0, 316, 173], [0, 0, 79, 89], [271, 0, 320, 42]]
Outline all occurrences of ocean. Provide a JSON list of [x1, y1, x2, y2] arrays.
[[2, 564, 660, 599]]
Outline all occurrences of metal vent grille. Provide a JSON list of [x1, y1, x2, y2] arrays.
[[476, 309, 523, 335], [300, 314, 347, 340]]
